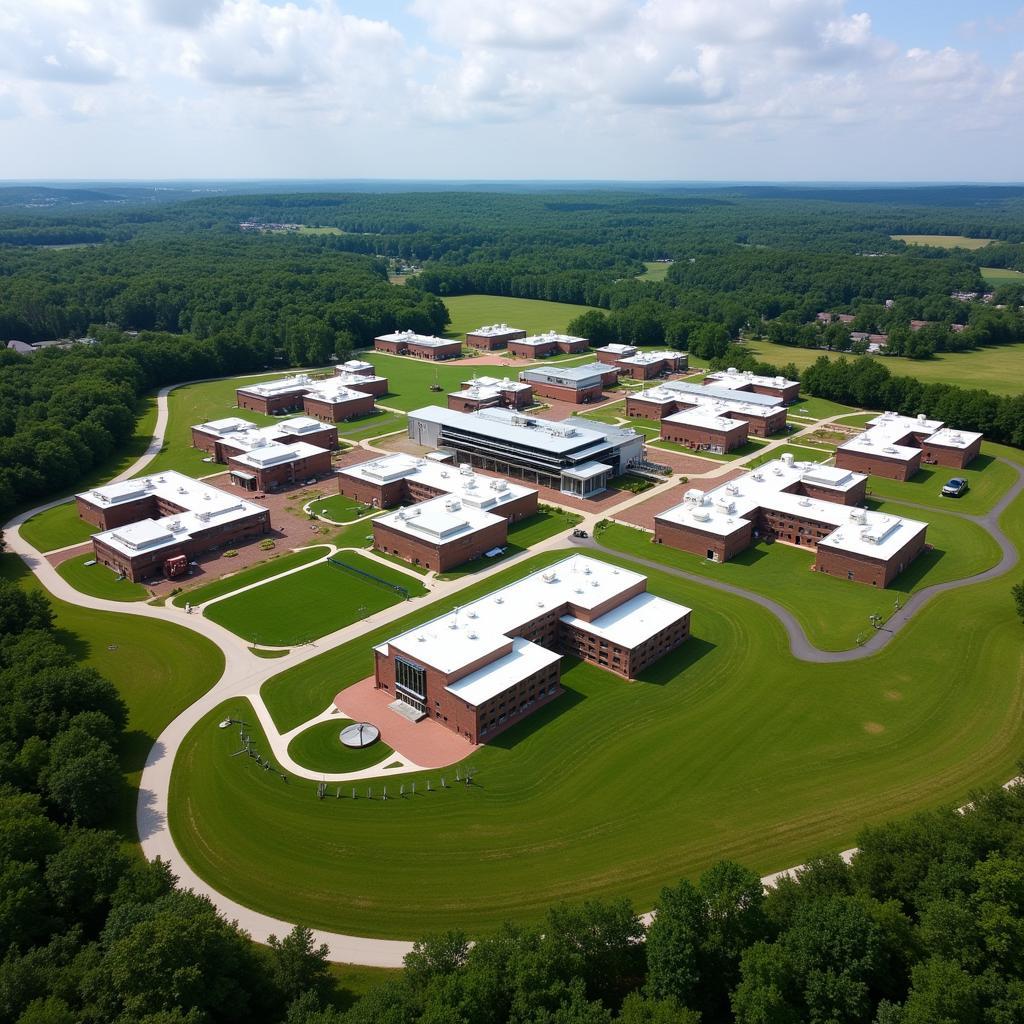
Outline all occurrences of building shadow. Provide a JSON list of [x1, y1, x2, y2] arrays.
[[483, 687, 587, 750], [631, 635, 716, 686]]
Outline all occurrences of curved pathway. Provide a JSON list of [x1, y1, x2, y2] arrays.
[[4, 377, 1023, 966]]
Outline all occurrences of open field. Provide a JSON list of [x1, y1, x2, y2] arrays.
[[1, 554, 224, 842], [981, 266, 1024, 283], [169, 508, 1024, 938], [635, 261, 673, 281], [334, 409, 407, 441], [310, 494, 375, 523], [743, 338, 1024, 396], [287, 719, 395, 774], [56, 554, 149, 602], [435, 507, 583, 580], [441, 294, 598, 340], [170, 545, 331, 607], [891, 234, 994, 249], [599, 494, 1001, 651], [204, 553, 428, 645]]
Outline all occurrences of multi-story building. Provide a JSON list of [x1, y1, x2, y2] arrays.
[[595, 345, 688, 380], [465, 323, 527, 350], [835, 412, 983, 481], [654, 454, 927, 587], [332, 366, 390, 397], [507, 332, 588, 358], [627, 380, 788, 437], [78, 471, 271, 582], [447, 376, 534, 413], [226, 441, 332, 492], [335, 359, 376, 376], [407, 406, 644, 496], [659, 406, 750, 454], [373, 555, 692, 742], [300, 381, 376, 423], [518, 363, 618, 404], [374, 330, 462, 360], [235, 375, 377, 421], [191, 416, 338, 461], [703, 368, 801, 404]]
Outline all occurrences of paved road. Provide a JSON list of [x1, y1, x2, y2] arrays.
[[4, 378, 1022, 966]]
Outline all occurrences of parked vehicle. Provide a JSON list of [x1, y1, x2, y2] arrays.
[[941, 477, 969, 498], [571, 528, 589, 539]]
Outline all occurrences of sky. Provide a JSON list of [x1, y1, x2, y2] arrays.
[[1, 0, 1023, 182]]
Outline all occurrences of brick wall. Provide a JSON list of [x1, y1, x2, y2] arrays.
[[660, 418, 748, 452], [508, 340, 557, 358], [923, 436, 982, 468], [835, 448, 921, 481], [372, 517, 508, 572], [341, 376, 389, 397], [374, 339, 406, 355], [302, 392, 376, 423], [528, 380, 604, 404], [235, 390, 306, 415], [816, 528, 926, 588], [626, 397, 676, 420], [76, 494, 161, 530], [407, 341, 462, 361], [653, 517, 753, 562], [228, 448, 332, 491]]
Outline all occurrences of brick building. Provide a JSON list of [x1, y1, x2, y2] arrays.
[[703, 367, 801, 404], [595, 343, 637, 365], [235, 374, 379, 423], [373, 555, 692, 743], [335, 359, 376, 376], [447, 376, 533, 413], [465, 323, 527, 350], [191, 416, 338, 462], [626, 381, 788, 437], [518, 363, 618, 404], [595, 345, 688, 380], [226, 441, 332, 492], [659, 407, 750, 454], [507, 332, 588, 359], [236, 375, 311, 415], [332, 367, 390, 397], [654, 455, 927, 587], [374, 330, 462, 360], [78, 471, 271, 582], [300, 382, 376, 423], [835, 412, 983, 480]]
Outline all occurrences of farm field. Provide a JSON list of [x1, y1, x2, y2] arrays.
[[168, 515, 1024, 939], [287, 719, 395, 774], [203, 553, 428, 645], [891, 234, 994, 249], [982, 266, 1024, 283], [170, 545, 331, 607], [635, 261, 673, 281], [441, 294, 597, 340], [743, 338, 1024, 396]]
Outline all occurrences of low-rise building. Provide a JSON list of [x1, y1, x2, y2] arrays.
[[616, 350, 688, 380], [448, 376, 533, 413], [626, 380, 788, 437], [595, 343, 637, 364], [191, 416, 338, 461], [336, 359, 376, 376], [332, 366, 389, 397], [703, 368, 801, 404], [659, 406, 750, 454], [407, 406, 644, 496], [655, 455, 925, 587], [374, 330, 462, 360], [226, 441, 332, 492], [236, 375, 312, 415], [518, 362, 618, 404], [507, 332, 588, 358], [78, 471, 271, 582], [465, 324, 527, 350], [235, 375, 377, 422], [300, 381, 376, 423], [373, 555, 692, 742], [835, 412, 982, 480]]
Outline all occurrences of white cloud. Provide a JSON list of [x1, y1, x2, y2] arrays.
[[144, 0, 224, 28]]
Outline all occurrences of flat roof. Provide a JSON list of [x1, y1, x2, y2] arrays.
[[635, 381, 784, 415], [656, 455, 926, 559], [596, 343, 637, 355], [519, 363, 608, 387], [302, 380, 371, 404], [867, 412, 944, 436], [460, 375, 530, 391], [84, 471, 265, 559], [837, 434, 920, 463], [467, 323, 523, 337], [380, 555, 671, 676], [333, 370, 388, 388], [663, 407, 746, 432], [230, 440, 324, 469], [236, 374, 315, 399], [618, 351, 682, 366], [561, 460, 612, 480], [195, 416, 330, 452], [445, 638, 562, 706], [410, 406, 638, 456], [705, 369, 799, 390], [336, 359, 374, 371], [374, 493, 504, 544], [376, 330, 456, 347], [561, 592, 690, 647], [515, 331, 587, 346], [926, 427, 983, 449]]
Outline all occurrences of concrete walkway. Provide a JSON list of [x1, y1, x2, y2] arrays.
[[4, 376, 1023, 967]]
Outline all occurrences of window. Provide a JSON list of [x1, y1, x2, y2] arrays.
[[395, 657, 427, 699]]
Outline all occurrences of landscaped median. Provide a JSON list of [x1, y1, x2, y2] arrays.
[[168, 525, 1024, 939], [286, 719, 395, 774]]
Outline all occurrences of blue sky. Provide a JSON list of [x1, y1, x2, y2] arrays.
[[1, 1, 1022, 181]]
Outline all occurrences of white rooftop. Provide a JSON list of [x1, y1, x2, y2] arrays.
[[378, 555, 680, 676], [340, 453, 534, 510], [840, 411, 982, 460], [460, 375, 531, 392], [926, 426, 983, 449], [597, 343, 637, 356], [83, 471, 265, 559], [618, 351, 682, 366], [651, 379, 783, 410], [445, 637, 562, 707], [333, 370, 388, 389], [468, 323, 523, 337], [229, 440, 324, 469], [336, 359, 374, 372], [837, 433, 921, 463], [520, 362, 608, 386], [195, 416, 330, 452], [646, 385, 784, 420], [656, 456, 926, 560], [663, 406, 746, 432], [302, 380, 372, 405], [516, 331, 587, 346], [375, 492, 504, 545], [236, 374, 317, 399], [705, 368, 799, 390], [561, 592, 690, 647], [377, 330, 454, 347]]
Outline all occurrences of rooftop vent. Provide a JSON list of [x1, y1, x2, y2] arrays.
[[542, 571, 558, 583]]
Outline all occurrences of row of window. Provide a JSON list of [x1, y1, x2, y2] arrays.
[[479, 684, 559, 735]]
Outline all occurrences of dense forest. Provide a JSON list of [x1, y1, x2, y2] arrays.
[[3, 573, 1024, 1024]]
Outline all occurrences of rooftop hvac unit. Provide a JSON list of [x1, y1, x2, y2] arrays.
[[583, 565, 592, 575], [542, 570, 558, 583], [396, 510, 406, 520], [849, 509, 867, 523], [727, 366, 738, 375], [716, 498, 735, 513], [726, 484, 740, 495], [951, 433, 963, 442], [883, 446, 897, 454], [459, 464, 473, 475], [774, 376, 785, 386], [537, 600, 545, 608], [467, 631, 478, 640], [691, 509, 711, 522], [752, 472, 764, 481], [169, 520, 185, 532], [495, 596, 504, 604], [467, 609, 477, 618], [445, 499, 460, 512], [591, 579, 600, 587], [799, 498, 811, 507], [917, 413, 927, 423]]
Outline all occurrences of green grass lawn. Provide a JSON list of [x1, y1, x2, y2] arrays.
[[442, 294, 598, 340], [832, 412, 879, 428], [1, 554, 224, 844], [744, 338, 1024, 397], [168, 508, 1024, 939], [891, 234, 994, 250], [435, 508, 583, 581], [334, 409, 407, 440], [56, 555, 149, 602], [170, 546, 331, 607], [204, 553, 428, 645], [747, 444, 830, 468], [650, 438, 768, 461], [598, 490, 1001, 651], [981, 267, 1024, 283], [287, 719, 395, 773], [310, 494, 375, 523], [20, 502, 98, 552], [635, 261, 673, 281], [863, 449, 1016, 515]]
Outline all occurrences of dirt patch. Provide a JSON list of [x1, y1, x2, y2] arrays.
[[863, 721, 886, 734], [884, 690, 903, 701]]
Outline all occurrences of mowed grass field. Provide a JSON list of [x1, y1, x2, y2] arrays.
[[56, 554, 149, 602], [168, 499, 1024, 938], [441, 294, 598, 340], [742, 338, 1024, 396], [982, 266, 1024, 283], [636, 261, 673, 281], [891, 234, 994, 250], [203, 553, 428, 645]]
